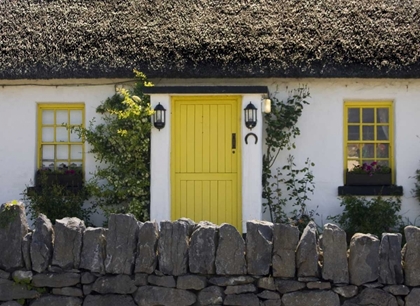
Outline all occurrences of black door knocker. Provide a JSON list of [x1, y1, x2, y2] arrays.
[[245, 133, 258, 145]]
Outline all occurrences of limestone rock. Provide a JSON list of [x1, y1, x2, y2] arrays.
[[148, 275, 176, 288], [0, 203, 28, 271], [11, 270, 32, 283], [272, 223, 299, 278], [383, 285, 410, 296], [189, 221, 217, 274], [246, 220, 273, 275], [177, 275, 207, 290], [209, 276, 255, 286], [22, 232, 32, 270], [276, 279, 306, 294], [29, 295, 82, 306], [342, 288, 398, 306], [0, 270, 9, 279], [403, 226, 420, 286], [0, 278, 39, 301], [92, 275, 137, 294], [296, 221, 320, 278], [52, 287, 83, 297], [282, 290, 340, 306], [158, 219, 194, 276], [224, 284, 256, 295], [0, 301, 22, 306], [135, 221, 159, 274], [215, 223, 246, 275], [105, 214, 140, 275], [332, 285, 358, 298], [405, 287, 420, 306], [257, 277, 276, 290], [257, 290, 280, 300], [307, 281, 331, 290], [80, 227, 106, 274], [134, 273, 148, 286], [31, 214, 54, 273], [197, 286, 224, 305], [32, 272, 80, 288], [81, 272, 97, 284], [83, 294, 137, 306], [321, 223, 348, 283], [379, 233, 403, 285], [224, 293, 259, 306], [52, 217, 85, 270], [349, 233, 380, 286], [133, 286, 196, 306]]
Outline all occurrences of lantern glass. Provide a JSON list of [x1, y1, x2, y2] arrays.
[[153, 103, 166, 130], [244, 102, 257, 129]]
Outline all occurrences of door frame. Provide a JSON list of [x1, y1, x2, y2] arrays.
[[148, 88, 266, 233]]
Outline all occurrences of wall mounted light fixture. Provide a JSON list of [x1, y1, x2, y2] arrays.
[[153, 103, 166, 130], [244, 102, 258, 130]]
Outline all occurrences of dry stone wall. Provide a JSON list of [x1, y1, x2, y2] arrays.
[[0, 204, 419, 305]]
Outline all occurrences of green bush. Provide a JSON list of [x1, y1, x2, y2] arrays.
[[328, 195, 403, 241]]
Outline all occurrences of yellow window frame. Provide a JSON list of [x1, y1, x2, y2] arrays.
[[37, 103, 85, 172], [343, 101, 394, 183]]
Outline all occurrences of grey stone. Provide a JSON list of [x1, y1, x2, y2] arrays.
[[209, 276, 255, 286], [92, 274, 137, 294], [296, 221, 320, 278], [0, 278, 39, 301], [406, 288, 420, 306], [105, 214, 140, 275], [383, 285, 410, 296], [31, 214, 54, 273], [321, 223, 348, 283], [158, 219, 194, 276], [349, 233, 380, 286], [275, 279, 306, 294], [135, 221, 159, 274], [83, 294, 137, 306], [246, 220, 273, 275], [29, 295, 82, 306], [297, 276, 319, 282], [342, 288, 398, 306], [306, 281, 331, 290], [189, 222, 217, 274], [52, 217, 85, 270], [0, 302, 22, 306], [148, 275, 176, 288], [32, 272, 80, 287], [11, 270, 32, 283], [0, 270, 9, 279], [403, 226, 420, 286], [215, 223, 246, 275], [379, 233, 403, 285], [257, 290, 280, 300], [80, 227, 106, 274], [22, 232, 32, 270], [257, 277, 276, 290], [134, 273, 148, 286], [177, 274, 207, 290], [282, 290, 340, 306], [83, 284, 93, 295], [332, 285, 358, 298], [397, 296, 404, 306], [133, 286, 196, 306], [197, 286, 224, 305], [0, 203, 28, 271], [81, 272, 97, 284], [362, 282, 383, 288], [52, 287, 83, 297], [224, 284, 256, 295], [263, 301, 280, 306], [223, 293, 259, 306], [272, 223, 299, 278]]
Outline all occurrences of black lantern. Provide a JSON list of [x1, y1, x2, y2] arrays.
[[244, 102, 257, 129], [153, 103, 166, 130]]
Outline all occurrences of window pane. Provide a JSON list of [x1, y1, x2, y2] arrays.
[[377, 126, 389, 140], [377, 108, 389, 123], [377, 143, 389, 158], [70, 130, 81, 142], [70, 145, 83, 160], [362, 144, 374, 158], [70, 110, 83, 125], [347, 144, 360, 158], [56, 110, 68, 125], [347, 160, 360, 171], [56, 127, 68, 142], [57, 145, 68, 159], [362, 108, 374, 123], [42, 145, 54, 160], [348, 108, 360, 123], [378, 160, 389, 167], [42, 110, 54, 125], [56, 162, 68, 169], [362, 126, 374, 140], [42, 127, 54, 142], [348, 126, 359, 140], [362, 160, 375, 166]]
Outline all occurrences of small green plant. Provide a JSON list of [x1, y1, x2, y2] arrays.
[[0, 200, 21, 228], [349, 161, 391, 175], [22, 172, 93, 225], [328, 195, 403, 241], [413, 167, 420, 203]]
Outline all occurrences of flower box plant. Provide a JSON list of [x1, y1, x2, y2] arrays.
[[346, 161, 392, 186], [35, 167, 84, 192]]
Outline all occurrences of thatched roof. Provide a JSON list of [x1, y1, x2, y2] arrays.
[[1, 0, 420, 79]]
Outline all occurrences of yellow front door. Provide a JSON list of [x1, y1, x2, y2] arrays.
[[171, 96, 242, 230]]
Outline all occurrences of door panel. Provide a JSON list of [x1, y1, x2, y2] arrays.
[[171, 96, 241, 230]]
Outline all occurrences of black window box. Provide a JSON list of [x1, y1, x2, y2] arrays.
[[338, 185, 403, 196]]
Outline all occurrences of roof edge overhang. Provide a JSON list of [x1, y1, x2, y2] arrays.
[[143, 86, 269, 95]]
